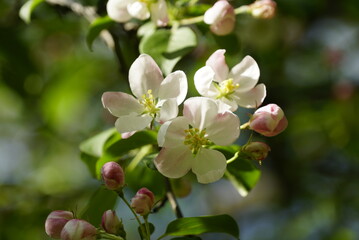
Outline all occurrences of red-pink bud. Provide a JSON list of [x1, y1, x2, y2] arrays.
[[204, 0, 236, 36], [101, 161, 125, 190], [250, 104, 288, 137], [131, 188, 155, 216], [61, 219, 97, 240], [249, 0, 277, 19], [45, 210, 74, 239], [101, 210, 124, 235], [243, 142, 271, 162]]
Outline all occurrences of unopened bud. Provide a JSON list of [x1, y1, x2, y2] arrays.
[[101, 210, 124, 236], [204, 0, 236, 36], [61, 219, 97, 240], [45, 210, 74, 239], [101, 161, 125, 190], [131, 188, 155, 216], [243, 142, 271, 163], [249, 0, 277, 19], [250, 104, 288, 137]]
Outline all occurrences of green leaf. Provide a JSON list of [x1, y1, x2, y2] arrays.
[[96, 130, 158, 178], [170, 237, 202, 240], [19, 0, 45, 24], [80, 187, 118, 226], [159, 215, 239, 239], [86, 16, 114, 51], [138, 222, 155, 240], [226, 157, 261, 197], [139, 27, 197, 75]]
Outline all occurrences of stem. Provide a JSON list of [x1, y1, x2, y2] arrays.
[[165, 178, 183, 218], [144, 216, 151, 240], [97, 229, 124, 240], [240, 122, 250, 130], [119, 194, 146, 239], [226, 151, 239, 164]]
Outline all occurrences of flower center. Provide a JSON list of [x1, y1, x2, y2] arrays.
[[139, 89, 159, 117], [215, 78, 239, 99], [183, 128, 211, 155]]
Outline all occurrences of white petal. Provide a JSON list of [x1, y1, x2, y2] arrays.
[[183, 97, 219, 130], [158, 71, 188, 105], [217, 98, 238, 112], [150, 0, 169, 26], [230, 55, 260, 93], [158, 116, 189, 148], [129, 54, 163, 99], [107, 0, 132, 22], [127, 1, 150, 20], [235, 83, 266, 108], [114, 114, 152, 133], [154, 146, 193, 178], [206, 111, 240, 145], [203, 0, 229, 24], [192, 148, 227, 184], [156, 98, 178, 123], [194, 66, 218, 98], [205, 49, 229, 82], [102, 92, 143, 117]]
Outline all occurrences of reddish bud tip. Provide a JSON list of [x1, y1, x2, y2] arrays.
[[101, 210, 124, 235], [101, 161, 125, 190], [45, 210, 74, 239], [131, 187, 155, 216], [61, 219, 97, 240]]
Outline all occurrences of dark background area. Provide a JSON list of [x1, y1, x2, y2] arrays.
[[0, 0, 359, 239]]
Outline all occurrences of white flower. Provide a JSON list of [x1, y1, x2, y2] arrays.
[[107, 0, 168, 26], [194, 49, 266, 111], [204, 0, 236, 36], [102, 54, 187, 138], [154, 97, 240, 184]]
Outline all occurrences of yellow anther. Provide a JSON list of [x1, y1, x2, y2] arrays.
[[139, 89, 159, 117], [183, 128, 211, 155], [216, 78, 239, 99]]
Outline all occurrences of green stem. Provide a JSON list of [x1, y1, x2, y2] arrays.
[[97, 229, 124, 240], [119, 194, 146, 239], [240, 122, 250, 130], [226, 151, 239, 164], [144, 216, 151, 240]]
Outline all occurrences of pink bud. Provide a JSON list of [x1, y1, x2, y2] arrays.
[[45, 210, 74, 239], [131, 188, 155, 216], [101, 210, 124, 235], [250, 104, 288, 137], [243, 142, 271, 161], [249, 0, 277, 19], [61, 219, 97, 240], [101, 161, 125, 190], [204, 0, 236, 36]]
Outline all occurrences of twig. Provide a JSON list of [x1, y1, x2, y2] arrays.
[[165, 178, 183, 218]]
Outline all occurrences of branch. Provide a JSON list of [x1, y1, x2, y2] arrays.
[[165, 178, 184, 218]]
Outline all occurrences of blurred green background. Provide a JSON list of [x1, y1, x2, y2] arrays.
[[1, 0, 359, 239]]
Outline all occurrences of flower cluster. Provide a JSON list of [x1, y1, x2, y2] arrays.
[[102, 51, 287, 184]]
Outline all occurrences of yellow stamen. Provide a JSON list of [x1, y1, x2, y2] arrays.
[[183, 128, 211, 155], [216, 78, 239, 99], [139, 89, 159, 117]]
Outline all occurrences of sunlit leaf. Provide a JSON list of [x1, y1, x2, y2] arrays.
[[158, 215, 239, 239], [86, 16, 114, 51], [19, 0, 45, 24]]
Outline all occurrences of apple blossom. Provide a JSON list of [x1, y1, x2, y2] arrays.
[[249, 103, 288, 137], [101, 210, 125, 235], [204, 0, 236, 36], [102, 54, 187, 138], [243, 141, 271, 162], [155, 97, 240, 184], [101, 161, 125, 190], [131, 187, 155, 216], [61, 219, 97, 240], [107, 0, 168, 26], [194, 49, 266, 112], [45, 210, 74, 239], [249, 0, 277, 19]]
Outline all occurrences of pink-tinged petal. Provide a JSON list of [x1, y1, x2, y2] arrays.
[[127, 1, 150, 20], [230, 55, 260, 93], [129, 54, 163, 98], [235, 83, 266, 108], [150, 0, 169, 26], [102, 92, 143, 117], [154, 146, 193, 178], [206, 111, 240, 145], [115, 114, 152, 133], [158, 116, 189, 148], [107, 0, 132, 23], [156, 98, 178, 123], [158, 71, 188, 104], [203, 0, 230, 24], [183, 97, 219, 130], [192, 148, 227, 184], [217, 97, 238, 112], [121, 131, 136, 139], [194, 66, 218, 98], [204, 1, 235, 36], [205, 49, 229, 82]]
